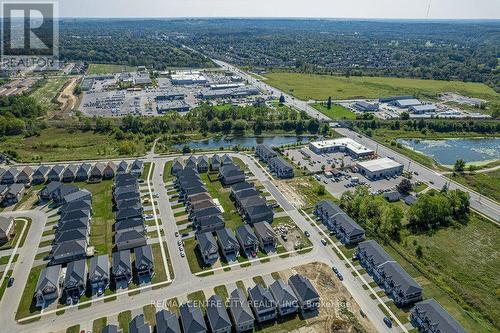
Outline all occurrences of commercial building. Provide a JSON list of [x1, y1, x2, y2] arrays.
[[354, 101, 379, 112], [392, 99, 422, 108], [309, 138, 374, 158], [171, 72, 207, 85], [156, 100, 190, 113], [357, 158, 404, 180], [409, 104, 437, 114]]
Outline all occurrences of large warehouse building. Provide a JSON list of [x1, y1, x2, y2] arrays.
[[357, 158, 404, 180], [309, 138, 374, 158]]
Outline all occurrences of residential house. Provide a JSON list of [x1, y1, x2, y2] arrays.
[[103, 161, 117, 179], [50, 239, 87, 265], [171, 158, 184, 175], [383, 190, 401, 202], [52, 184, 80, 205], [39, 181, 63, 201], [269, 279, 298, 316], [187, 193, 211, 207], [268, 157, 294, 179], [288, 274, 320, 314], [197, 232, 219, 266], [0, 216, 15, 244], [192, 206, 221, 224], [206, 295, 232, 333], [112, 250, 132, 288], [188, 199, 216, 215], [114, 191, 141, 205], [197, 156, 209, 173], [241, 200, 274, 225], [59, 200, 92, 215], [221, 154, 233, 166], [356, 240, 397, 282], [116, 161, 128, 174], [211, 155, 222, 171], [378, 261, 423, 306], [155, 309, 181, 333], [130, 160, 144, 177], [115, 198, 141, 211], [232, 188, 260, 208], [102, 324, 122, 333], [216, 228, 240, 261], [196, 215, 225, 233], [185, 156, 198, 170], [181, 186, 207, 202], [34, 264, 62, 308], [63, 259, 87, 303], [129, 314, 151, 333], [76, 163, 92, 181], [115, 217, 146, 232], [61, 189, 92, 206], [228, 288, 255, 333], [115, 228, 147, 251], [17, 166, 34, 184], [47, 165, 65, 182], [0, 184, 7, 204], [255, 144, 277, 162], [236, 225, 258, 257], [62, 165, 79, 182], [219, 164, 245, 186], [115, 207, 143, 222], [3, 183, 26, 206], [32, 165, 50, 184], [254, 222, 277, 253], [60, 208, 91, 224], [1, 167, 19, 184], [134, 245, 154, 282], [54, 228, 88, 245], [403, 195, 417, 206], [229, 182, 254, 200], [90, 162, 106, 181], [179, 303, 207, 333], [89, 255, 110, 296], [56, 217, 90, 234], [248, 284, 277, 323], [410, 299, 467, 333]]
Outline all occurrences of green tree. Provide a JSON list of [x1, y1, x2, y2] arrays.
[[326, 96, 332, 110], [397, 178, 412, 195], [454, 159, 466, 172]]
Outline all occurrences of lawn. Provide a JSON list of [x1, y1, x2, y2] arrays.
[[0, 218, 29, 250], [140, 162, 153, 181], [183, 238, 212, 274], [447, 170, 500, 202], [187, 290, 207, 310], [74, 180, 114, 257], [1, 127, 146, 163], [92, 317, 107, 333], [88, 63, 137, 75], [143, 304, 156, 327], [118, 310, 132, 333], [163, 161, 174, 183], [213, 285, 229, 303], [66, 325, 80, 333], [200, 173, 245, 230], [383, 214, 500, 332], [312, 103, 357, 120], [151, 242, 169, 284], [0, 269, 13, 300], [263, 72, 500, 103], [16, 265, 45, 320]]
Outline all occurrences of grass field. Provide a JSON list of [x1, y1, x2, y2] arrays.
[[312, 103, 357, 120], [29, 77, 69, 113], [1, 128, 146, 163], [92, 317, 107, 333], [16, 265, 45, 319], [88, 63, 137, 75], [75, 180, 114, 257], [282, 176, 337, 209], [447, 170, 500, 202], [187, 290, 207, 310], [383, 214, 500, 332], [213, 285, 229, 303], [263, 72, 500, 103], [118, 310, 132, 333]]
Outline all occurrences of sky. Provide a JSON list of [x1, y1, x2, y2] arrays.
[[58, 0, 500, 19]]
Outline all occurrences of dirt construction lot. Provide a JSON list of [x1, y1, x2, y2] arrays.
[[278, 262, 376, 333]]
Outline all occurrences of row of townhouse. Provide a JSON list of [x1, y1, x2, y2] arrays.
[[171, 154, 234, 176], [314, 200, 365, 245], [112, 173, 153, 288], [230, 181, 274, 225], [144, 274, 319, 333], [34, 181, 93, 307], [356, 240, 423, 306], [255, 145, 294, 179], [0, 159, 144, 186]]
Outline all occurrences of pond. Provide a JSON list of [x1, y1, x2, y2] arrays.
[[174, 135, 314, 150], [396, 137, 500, 166]]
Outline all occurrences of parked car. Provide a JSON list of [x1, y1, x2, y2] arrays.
[[180, 252, 185, 258], [383, 317, 392, 328], [7, 277, 14, 287], [331, 266, 338, 274], [321, 239, 327, 246], [336, 272, 343, 281], [175, 231, 179, 237], [304, 231, 310, 237], [281, 234, 288, 241]]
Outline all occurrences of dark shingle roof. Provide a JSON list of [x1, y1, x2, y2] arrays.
[[229, 288, 255, 324], [413, 299, 467, 333], [289, 274, 319, 302], [179, 303, 207, 333], [155, 309, 181, 333], [206, 295, 232, 332]]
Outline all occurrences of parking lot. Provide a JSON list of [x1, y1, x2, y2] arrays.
[[285, 147, 356, 173]]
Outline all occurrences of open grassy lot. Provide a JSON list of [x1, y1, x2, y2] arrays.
[[447, 170, 500, 202], [140, 162, 153, 181], [312, 103, 357, 120], [282, 176, 337, 209], [200, 173, 245, 230], [187, 290, 207, 310], [29, 77, 69, 113], [163, 161, 174, 183], [382, 214, 500, 332], [16, 264, 45, 320], [213, 285, 229, 302], [66, 325, 80, 333], [263, 72, 500, 103], [1, 128, 146, 163], [183, 237, 212, 274], [88, 63, 137, 75], [151, 242, 169, 284], [75, 180, 114, 257], [143, 304, 156, 327], [92, 317, 107, 333]]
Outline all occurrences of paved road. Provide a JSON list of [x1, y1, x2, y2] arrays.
[[336, 128, 500, 223], [0, 153, 402, 333]]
